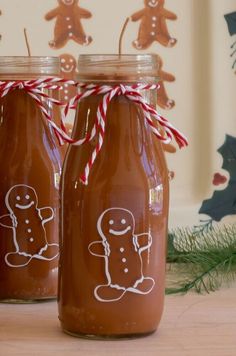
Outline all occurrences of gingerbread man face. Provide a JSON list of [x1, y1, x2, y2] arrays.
[[60, 54, 77, 75], [6, 185, 37, 214], [145, 0, 162, 8], [98, 208, 135, 242]]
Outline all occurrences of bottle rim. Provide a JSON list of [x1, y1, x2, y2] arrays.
[[0, 56, 60, 76], [77, 54, 160, 82]]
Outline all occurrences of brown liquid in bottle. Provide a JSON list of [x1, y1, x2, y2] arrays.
[[59, 55, 169, 338], [0, 57, 62, 302]]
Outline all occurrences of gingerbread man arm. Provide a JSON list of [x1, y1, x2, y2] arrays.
[[88, 241, 106, 257], [39, 207, 54, 225], [131, 9, 146, 22], [162, 9, 177, 20], [45, 8, 59, 21], [135, 233, 152, 254], [161, 70, 175, 82], [77, 7, 92, 19], [0, 214, 13, 229]]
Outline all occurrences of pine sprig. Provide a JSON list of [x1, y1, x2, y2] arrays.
[[166, 224, 236, 294]]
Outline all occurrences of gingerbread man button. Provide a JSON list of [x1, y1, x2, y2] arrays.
[[45, 0, 92, 49], [131, 0, 177, 50], [88, 208, 155, 302], [0, 185, 59, 268]]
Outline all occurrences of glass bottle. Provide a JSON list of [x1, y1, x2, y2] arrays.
[[59, 54, 169, 338], [0, 57, 62, 302]]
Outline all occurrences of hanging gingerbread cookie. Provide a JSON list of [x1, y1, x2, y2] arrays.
[[45, 0, 92, 49], [157, 55, 175, 110], [59, 53, 78, 102], [131, 0, 177, 50]]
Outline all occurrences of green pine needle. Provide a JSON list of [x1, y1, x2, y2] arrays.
[[166, 224, 236, 295]]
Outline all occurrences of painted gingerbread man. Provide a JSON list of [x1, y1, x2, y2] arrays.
[[0, 185, 59, 268], [131, 0, 177, 50], [89, 208, 155, 302], [45, 0, 92, 49]]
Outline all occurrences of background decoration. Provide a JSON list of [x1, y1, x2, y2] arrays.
[[0, 10, 2, 41], [129, 1, 178, 161], [224, 11, 236, 70], [131, 0, 177, 50], [156, 54, 175, 110], [59, 53, 78, 101], [199, 135, 236, 222], [45, 0, 92, 49]]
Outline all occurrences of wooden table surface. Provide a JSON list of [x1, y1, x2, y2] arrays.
[[0, 287, 235, 356]]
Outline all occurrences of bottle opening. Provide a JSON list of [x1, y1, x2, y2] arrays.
[[77, 54, 160, 83], [0, 56, 60, 78]]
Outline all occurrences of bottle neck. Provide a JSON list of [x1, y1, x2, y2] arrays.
[[0, 90, 53, 143]]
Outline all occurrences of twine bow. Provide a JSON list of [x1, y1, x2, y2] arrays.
[[0, 78, 188, 185], [0, 78, 74, 144], [61, 83, 188, 185]]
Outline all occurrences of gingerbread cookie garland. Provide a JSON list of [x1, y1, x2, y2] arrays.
[[59, 53, 78, 102], [0, 184, 59, 268], [129, 2, 178, 155], [131, 0, 177, 50], [156, 54, 175, 110], [45, 0, 92, 49], [88, 208, 155, 303]]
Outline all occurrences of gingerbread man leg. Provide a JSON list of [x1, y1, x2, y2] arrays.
[[49, 31, 69, 49], [132, 37, 153, 50], [157, 96, 175, 110], [73, 30, 92, 46], [5, 252, 33, 268], [132, 28, 154, 50], [36, 244, 59, 260], [156, 33, 177, 47], [94, 284, 127, 302], [127, 277, 155, 294]]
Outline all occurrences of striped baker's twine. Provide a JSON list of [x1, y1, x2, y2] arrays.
[[0, 79, 188, 185], [0, 77, 75, 145], [63, 83, 188, 185]]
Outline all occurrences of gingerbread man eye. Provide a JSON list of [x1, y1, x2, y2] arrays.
[[25, 195, 30, 200], [16, 196, 21, 201], [70, 59, 74, 63], [109, 220, 114, 225], [121, 219, 126, 225], [61, 59, 66, 64]]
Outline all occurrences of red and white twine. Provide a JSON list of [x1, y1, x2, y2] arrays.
[[0, 78, 188, 185]]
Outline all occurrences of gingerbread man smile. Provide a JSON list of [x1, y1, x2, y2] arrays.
[[108, 218, 132, 236], [109, 226, 131, 236], [15, 201, 35, 210], [62, 0, 74, 5], [148, 0, 158, 7]]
